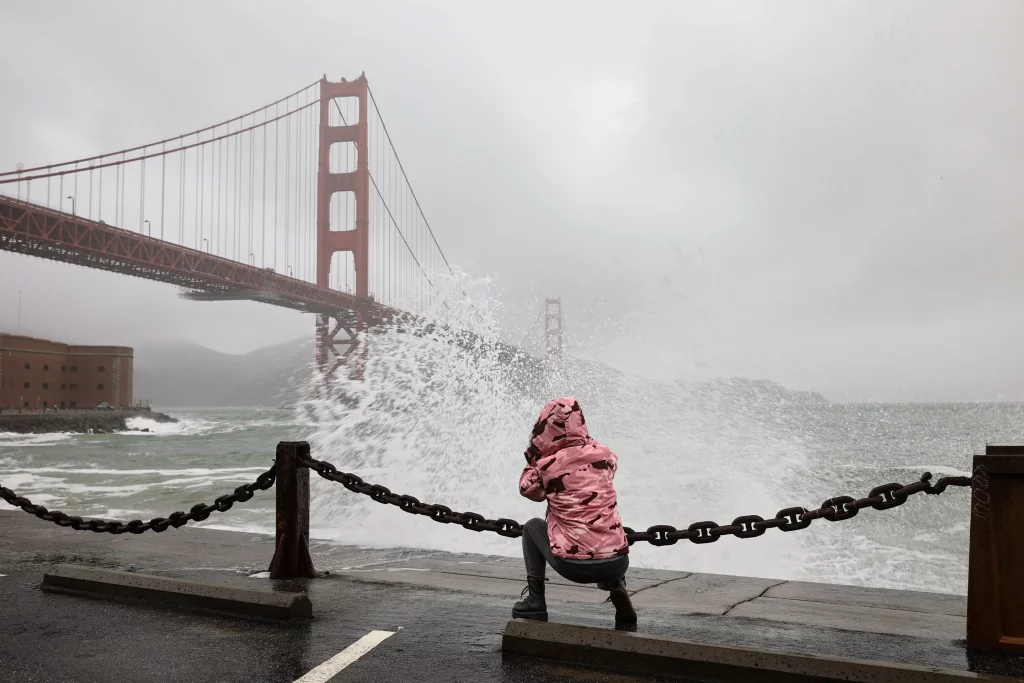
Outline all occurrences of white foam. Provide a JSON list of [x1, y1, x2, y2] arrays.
[[0, 432, 76, 447], [891, 465, 971, 478], [123, 416, 212, 436], [297, 270, 819, 581], [0, 466, 269, 476], [94, 508, 147, 519], [202, 522, 275, 535]]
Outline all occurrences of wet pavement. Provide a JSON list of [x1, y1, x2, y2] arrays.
[[2, 511, 1023, 682]]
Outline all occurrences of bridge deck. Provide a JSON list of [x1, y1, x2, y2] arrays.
[[0, 195, 388, 321]]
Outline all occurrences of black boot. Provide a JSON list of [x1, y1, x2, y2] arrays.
[[608, 579, 637, 624], [512, 576, 547, 621]]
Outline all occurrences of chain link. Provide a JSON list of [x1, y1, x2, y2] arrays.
[[0, 465, 276, 534], [2, 456, 972, 547], [300, 456, 970, 546]]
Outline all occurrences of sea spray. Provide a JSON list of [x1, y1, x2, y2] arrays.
[[298, 274, 822, 579]]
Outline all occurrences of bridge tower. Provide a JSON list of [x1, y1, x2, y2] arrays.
[[544, 297, 563, 358], [315, 74, 370, 380]]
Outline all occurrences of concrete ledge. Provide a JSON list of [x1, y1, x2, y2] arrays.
[[41, 564, 311, 620], [502, 620, 1017, 683]]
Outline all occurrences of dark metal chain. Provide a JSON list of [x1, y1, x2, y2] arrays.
[[299, 456, 525, 537], [621, 472, 972, 546], [0, 465, 276, 534], [300, 455, 971, 546]]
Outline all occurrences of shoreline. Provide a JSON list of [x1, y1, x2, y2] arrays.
[[0, 410, 178, 435]]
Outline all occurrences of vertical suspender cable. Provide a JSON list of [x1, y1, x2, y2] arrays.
[[179, 146, 186, 244], [160, 143, 166, 240], [140, 155, 146, 232], [262, 117, 267, 268], [198, 144, 205, 250], [197, 143, 203, 249], [274, 108, 280, 271], [213, 132, 220, 254], [249, 122, 254, 264], [284, 101, 291, 274]]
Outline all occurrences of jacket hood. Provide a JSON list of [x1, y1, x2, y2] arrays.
[[525, 397, 590, 463]]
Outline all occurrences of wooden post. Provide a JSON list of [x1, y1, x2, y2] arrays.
[[268, 441, 316, 579], [967, 444, 1024, 651]]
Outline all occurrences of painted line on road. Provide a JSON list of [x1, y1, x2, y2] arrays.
[[294, 630, 395, 682]]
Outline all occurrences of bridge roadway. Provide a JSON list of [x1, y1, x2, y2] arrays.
[[1, 511, 1021, 682], [0, 194, 379, 318], [0, 194, 534, 371]]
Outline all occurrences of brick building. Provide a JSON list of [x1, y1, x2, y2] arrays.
[[0, 334, 133, 410]]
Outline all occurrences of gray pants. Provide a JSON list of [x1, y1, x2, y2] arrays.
[[522, 517, 628, 588]]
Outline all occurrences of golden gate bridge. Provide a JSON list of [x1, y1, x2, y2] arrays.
[[0, 74, 551, 378]]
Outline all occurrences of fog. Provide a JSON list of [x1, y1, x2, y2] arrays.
[[1, 1, 1022, 401]]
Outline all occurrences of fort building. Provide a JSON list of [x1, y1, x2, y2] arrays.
[[0, 334, 133, 410]]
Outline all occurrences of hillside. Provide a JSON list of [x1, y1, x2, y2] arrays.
[[133, 338, 313, 407]]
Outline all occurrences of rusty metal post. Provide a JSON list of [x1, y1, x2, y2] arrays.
[[268, 441, 316, 579], [967, 444, 1024, 651]]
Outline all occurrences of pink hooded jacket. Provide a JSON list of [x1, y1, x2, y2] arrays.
[[519, 397, 628, 560]]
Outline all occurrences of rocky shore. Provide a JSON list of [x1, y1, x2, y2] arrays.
[[0, 410, 178, 434]]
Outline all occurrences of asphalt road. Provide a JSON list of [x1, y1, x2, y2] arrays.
[[0, 567, 692, 683], [3, 513, 1022, 682]]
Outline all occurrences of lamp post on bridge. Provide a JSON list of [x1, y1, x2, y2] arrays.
[[249, 253, 255, 266], [202, 238, 208, 253], [65, 196, 75, 217], [144, 220, 151, 237]]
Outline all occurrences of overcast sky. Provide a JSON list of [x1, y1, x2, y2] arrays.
[[1, 1, 1022, 401]]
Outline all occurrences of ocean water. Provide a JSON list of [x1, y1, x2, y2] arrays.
[[0, 387, 1013, 596]]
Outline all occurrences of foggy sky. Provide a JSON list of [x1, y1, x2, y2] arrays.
[[1, 1, 1022, 401]]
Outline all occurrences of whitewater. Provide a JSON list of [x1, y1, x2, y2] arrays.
[[0, 280, 1018, 597]]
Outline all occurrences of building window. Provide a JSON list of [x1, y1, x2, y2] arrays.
[[98, 366, 106, 372], [70, 365, 78, 372], [24, 362, 30, 370], [43, 364, 49, 371], [42, 383, 49, 390], [70, 401, 76, 409], [61, 384, 66, 390], [97, 384, 104, 390], [61, 365, 67, 372], [70, 383, 78, 390], [23, 382, 29, 389]]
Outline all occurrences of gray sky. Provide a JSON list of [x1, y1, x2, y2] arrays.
[[1, 1, 1022, 401]]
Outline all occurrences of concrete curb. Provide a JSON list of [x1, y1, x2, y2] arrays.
[[502, 620, 1017, 682], [41, 564, 312, 620]]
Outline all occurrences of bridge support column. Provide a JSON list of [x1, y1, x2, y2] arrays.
[[316, 74, 369, 298], [315, 312, 365, 384], [269, 441, 316, 579], [315, 74, 371, 387], [967, 444, 1024, 651], [544, 298, 563, 358]]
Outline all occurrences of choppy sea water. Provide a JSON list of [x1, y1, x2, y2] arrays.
[[0, 396, 1013, 596]]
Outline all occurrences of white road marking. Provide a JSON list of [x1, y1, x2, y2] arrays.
[[0, 574, 6, 578], [294, 630, 394, 682]]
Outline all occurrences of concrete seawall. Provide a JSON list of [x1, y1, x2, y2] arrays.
[[0, 410, 177, 434]]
